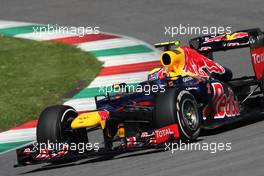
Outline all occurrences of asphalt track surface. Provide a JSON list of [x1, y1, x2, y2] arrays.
[[0, 0, 264, 175]]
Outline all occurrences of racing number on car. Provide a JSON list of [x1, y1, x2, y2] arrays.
[[203, 82, 240, 119]]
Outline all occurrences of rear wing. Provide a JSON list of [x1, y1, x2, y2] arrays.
[[189, 28, 264, 80]]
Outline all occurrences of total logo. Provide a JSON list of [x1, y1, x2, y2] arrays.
[[155, 128, 171, 138], [252, 53, 264, 64], [203, 82, 240, 119], [154, 124, 179, 144]]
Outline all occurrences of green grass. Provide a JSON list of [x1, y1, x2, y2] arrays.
[[0, 36, 102, 131]]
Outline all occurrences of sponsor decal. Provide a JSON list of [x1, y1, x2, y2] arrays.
[[251, 47, 264, 80], [203, 82, 240, 119], [154, 124, 179, 144], [182, 76, 193, 82], [203, 32, 248, 44], [252, 53, 264, 64], [141, 132, 154, 138], [204, 35, 224, 43], [227, 42, 239, 47], [200, 46, 212, 51], [126, 137, 138, 148], [98, 111, 109, 121], [181, 46, 226, 77], [156, 128, 171, 138], [185, 87, 199, 91], [227, 32, 248, 40]]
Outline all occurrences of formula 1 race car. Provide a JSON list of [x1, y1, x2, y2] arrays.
[[14, 28, 264, 167]]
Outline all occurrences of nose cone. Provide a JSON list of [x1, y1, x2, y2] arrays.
[[71, 111, 109, 129], [71, 112, 101, 129]]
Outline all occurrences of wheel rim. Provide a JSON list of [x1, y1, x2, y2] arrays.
[[181, 99, 199, 130], [60, 109, 76, 141]]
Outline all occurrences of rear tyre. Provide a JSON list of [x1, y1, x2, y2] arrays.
[[154, 88, 201, 142], [37, 105, 88, 145]]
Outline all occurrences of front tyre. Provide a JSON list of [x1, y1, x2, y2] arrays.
[[37, 105, 88, 145], [154, 89, 201, 142], [175, 90, 200, 142]]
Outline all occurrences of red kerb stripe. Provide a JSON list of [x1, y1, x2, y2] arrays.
[[98, 61, 161, 76], [49, 34, 120, 44]]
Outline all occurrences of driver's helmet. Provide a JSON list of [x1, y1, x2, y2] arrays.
[[147, 67, 169, 81]]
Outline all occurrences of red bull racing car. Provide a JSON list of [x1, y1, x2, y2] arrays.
[[14, 28, 264, 167]]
